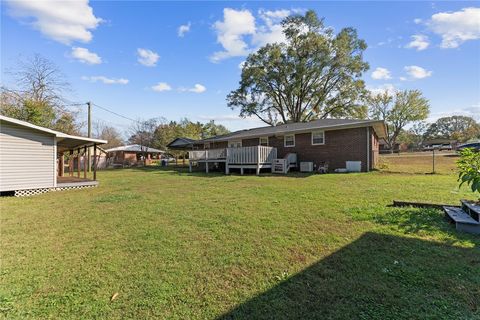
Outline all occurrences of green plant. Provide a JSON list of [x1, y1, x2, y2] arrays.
[[457, 148, 480, 196], [378, 158, 390, 170]]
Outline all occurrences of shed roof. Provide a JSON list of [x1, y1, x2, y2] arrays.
[[105, 144, 165, 153], [199, 119, 386, 143], [0, 115, 107, 151]]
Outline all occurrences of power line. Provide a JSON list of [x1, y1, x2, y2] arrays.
[[92, 102, 138, 123]]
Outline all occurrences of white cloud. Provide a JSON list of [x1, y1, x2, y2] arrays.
[[251, 9, 295, 46], [413, 18, 423, 24], [427, 7, 480, 48], [81, 76, 128, 85], [71, 47, 102, 64], [367, 83, 397, 96], [178, 22, 191, 37], [137, 48, 160, 67], [405, 34, 430, 51], [371, 67, 392, 80], [210, 8, 304, 62], [211, 8, 256, 62], [6, 0, 101, 45], [151, 82, 172, 92], [179, 84, 206, 93], [190, 84, 206, 93], [404, 65, 432, 79], [428, 105, 480, 122]]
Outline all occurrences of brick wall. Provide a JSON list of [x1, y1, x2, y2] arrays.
[[194, 126, 378, 172], [263, 127, 368, 172]]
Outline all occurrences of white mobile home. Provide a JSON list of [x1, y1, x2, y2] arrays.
[[0, 115, 107, 196]]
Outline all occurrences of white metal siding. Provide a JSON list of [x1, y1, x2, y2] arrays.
[[0, 121, 55, 191]]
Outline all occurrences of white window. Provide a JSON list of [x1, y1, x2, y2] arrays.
[[284, 134, 295, 147], [228, 140, 242, 148], [312, 130, 325, 145], [259, 136, 269, 146]]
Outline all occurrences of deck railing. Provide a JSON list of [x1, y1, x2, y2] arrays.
[[189, 148, 227, 161], [189, 146, 277, 164], [227, 146, 276, 164]]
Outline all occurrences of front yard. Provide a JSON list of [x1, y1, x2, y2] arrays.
[[1, 162, 479, 319]]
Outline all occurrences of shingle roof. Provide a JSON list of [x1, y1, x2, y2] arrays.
[[105, 144, 165, 153], [200, 119, 386, 143], [166, 137, 197, 149], [0, 115, 108, 151]]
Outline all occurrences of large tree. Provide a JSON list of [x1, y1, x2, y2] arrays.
[[93, 121, 124, 149], [368, 89, 429, 151], [227, 10, 369, 126], [153, 119, 230, 151], [0, 54, 80, 134], [201, 120, 229, 138], [424, 115, 480, 142], [128, 118, 165, 160]]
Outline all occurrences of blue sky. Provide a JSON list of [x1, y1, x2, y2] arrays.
[[1, 1, 479, 134]]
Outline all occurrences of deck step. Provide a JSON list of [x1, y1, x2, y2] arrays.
[[444, 206, 480, 235], [444, 206, 480, 225], [460, 200, 480, 222]]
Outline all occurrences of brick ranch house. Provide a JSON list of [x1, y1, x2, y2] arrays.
[[105, 144, 165, 167], [171, 119, 386, 174]]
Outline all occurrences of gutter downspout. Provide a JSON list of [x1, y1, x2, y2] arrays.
[[366, 127, 370, 172]]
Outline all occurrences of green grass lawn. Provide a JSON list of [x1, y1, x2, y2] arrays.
[[1, 166, 479, 319], [380, 151, 458, 175]]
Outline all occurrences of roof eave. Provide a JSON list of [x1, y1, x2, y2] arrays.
[[199, 120, 387, 143]]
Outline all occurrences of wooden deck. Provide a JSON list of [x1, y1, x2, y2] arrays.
[[189, 146, 279, 175], [57, 176, 98, 187]]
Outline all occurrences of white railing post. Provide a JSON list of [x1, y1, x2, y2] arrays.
[[256, 146, 260, 175], [225, 148, 229, 174], [205, 149, 209, 173]]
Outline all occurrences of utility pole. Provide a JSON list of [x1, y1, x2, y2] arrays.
[[87, 101, 92, 172]]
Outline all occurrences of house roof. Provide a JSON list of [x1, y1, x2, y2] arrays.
[[199, 119, 386, 143], [0, 115, 107, 151], [105, 144, 165, 153], [166, 137, 197, 149]]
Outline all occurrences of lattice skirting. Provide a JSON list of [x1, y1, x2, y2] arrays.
[[14, 185, 97, 197]]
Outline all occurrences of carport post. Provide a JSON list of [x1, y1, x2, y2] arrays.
[[93, 144, 97, 181], [83, 146, 87, 179], [77, 148, 81, 178], [69, 149, 74, 176], [59, 152, 64, 177]]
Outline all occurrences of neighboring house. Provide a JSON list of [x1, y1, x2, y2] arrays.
[[166, 137, 197, 150], [73, 146, 108, 170], [0, 115, 107, 196], [422, 139, 457, 151], [378, 138, 408, 154], [105, 144, 165, 167], [176, 119, 386, 174]]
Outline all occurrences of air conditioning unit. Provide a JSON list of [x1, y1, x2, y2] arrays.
[[300, 162, 313, 172], [346, 161, 362, 172]]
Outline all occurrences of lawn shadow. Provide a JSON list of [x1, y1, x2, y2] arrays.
[[374, 207, 479, 244], [128, 165, 319, 178], [217, 232, 479, 319]]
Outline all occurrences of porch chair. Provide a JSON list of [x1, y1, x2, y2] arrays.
[[317, 161, 329, 174]]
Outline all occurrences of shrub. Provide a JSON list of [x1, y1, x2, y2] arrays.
[[378, 158, 389, 170], [457, 148, 480, 196]]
